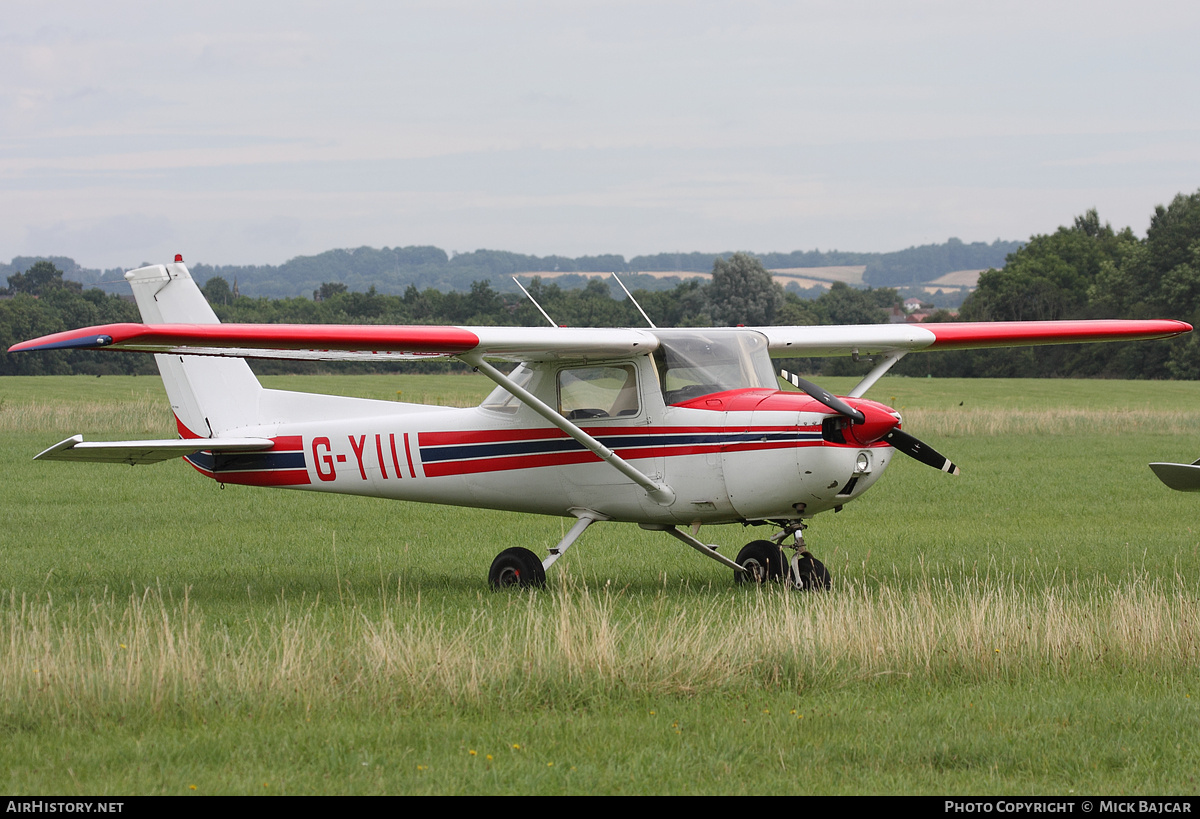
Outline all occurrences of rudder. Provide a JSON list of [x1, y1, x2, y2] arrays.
[[125, 261, 263, 437]]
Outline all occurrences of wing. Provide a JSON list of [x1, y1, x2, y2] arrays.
[[8, 324, 659, 362], [757, 319, 1192, 357], [9, 318, 1188, 362]]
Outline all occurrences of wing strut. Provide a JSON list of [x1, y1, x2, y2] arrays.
[[848, 350, 908, 398], [461, 353, 677, 506]]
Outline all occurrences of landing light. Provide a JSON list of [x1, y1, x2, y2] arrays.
[[855, 452, 871, 474]]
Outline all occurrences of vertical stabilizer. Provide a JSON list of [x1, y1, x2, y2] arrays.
[[125, 262, 263, 437]]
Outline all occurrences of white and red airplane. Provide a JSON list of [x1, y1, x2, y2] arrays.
[[1150, 461, 1200, 491], [9, 258, 1192, 589]]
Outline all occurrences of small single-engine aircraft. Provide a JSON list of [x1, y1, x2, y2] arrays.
[[1150, 460, 1200, 492], [10, 258, 1192, 589]]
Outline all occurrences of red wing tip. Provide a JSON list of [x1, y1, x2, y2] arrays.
[[924, 319, 1192, 349]]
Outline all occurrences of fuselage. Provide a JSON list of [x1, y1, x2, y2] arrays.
[[181, 344, 898, 526]]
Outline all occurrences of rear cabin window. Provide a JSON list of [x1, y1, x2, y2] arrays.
[[557, 365, 639, 420]]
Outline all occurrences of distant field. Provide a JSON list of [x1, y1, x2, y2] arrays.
[[2, 374, 1199, 794], [515, 265, 869, 290], [769, 265, 867, 287], [927, 268, 986, 288], [516, 264, 979, 293]]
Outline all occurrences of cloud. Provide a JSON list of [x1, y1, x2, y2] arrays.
[[24, 213, 175, 262]]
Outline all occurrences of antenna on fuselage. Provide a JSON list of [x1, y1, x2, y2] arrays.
[[512, 276, 558, 328], [610, 272, 657, 328]]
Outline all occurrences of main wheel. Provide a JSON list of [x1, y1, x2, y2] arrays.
[[488, 547, 547, 590], [792, 553, 831, 591], [734, 540, 785, 584]]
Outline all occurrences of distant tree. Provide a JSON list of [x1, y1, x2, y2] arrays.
[[201, 276, 233, 306], [963, 209, 1136, 322], [1088, 192, 1200, 319], [775, 292, 820, 326], [813, 282, 894, 325], [6, 261, 80, 296], [709, 253, 781, 326], [314, 281, 349, 301]]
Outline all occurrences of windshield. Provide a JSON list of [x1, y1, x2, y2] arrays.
[[479, 364, 533, 413], [652, 330, 777, 404]]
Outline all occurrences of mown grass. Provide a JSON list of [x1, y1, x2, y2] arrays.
[[1, 373, 1200, 794]]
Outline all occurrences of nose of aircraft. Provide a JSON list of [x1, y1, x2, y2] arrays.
[[783, 373, 960, 475], [831, 397, 960, 475], [840, 400, 902, 446]]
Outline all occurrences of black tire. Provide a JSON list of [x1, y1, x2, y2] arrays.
[[734, 540, 785, 584], [488, 547, 547, 590], [792, 553, 831, 591]]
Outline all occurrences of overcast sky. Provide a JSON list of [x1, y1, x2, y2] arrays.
[[4, 0, 1199, 269]]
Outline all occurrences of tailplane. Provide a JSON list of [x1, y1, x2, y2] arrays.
[[126, 260, 263, 437]]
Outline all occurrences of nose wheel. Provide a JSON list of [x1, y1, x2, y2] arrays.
[[733, 521, 830, 591], [789, 551, 831, 591]]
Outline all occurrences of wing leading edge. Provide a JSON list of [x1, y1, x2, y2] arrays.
[[8, 323, 659, 362]]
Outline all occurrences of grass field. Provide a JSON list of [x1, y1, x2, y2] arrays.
[[2, 373, 1200, 795]]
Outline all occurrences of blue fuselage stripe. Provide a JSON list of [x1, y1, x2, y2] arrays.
[[420, 431, 821, 463], [186, 451, 307, 472]]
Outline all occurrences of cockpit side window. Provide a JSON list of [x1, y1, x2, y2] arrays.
[[557, 364, 639, 420]]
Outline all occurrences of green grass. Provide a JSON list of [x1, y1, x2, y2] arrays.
[[2, 374, 1200, 794]]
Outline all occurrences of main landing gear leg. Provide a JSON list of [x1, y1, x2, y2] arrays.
[[640, 523, 748, 575], [642, 521, 832, 590], [488, 509, 606, 590]]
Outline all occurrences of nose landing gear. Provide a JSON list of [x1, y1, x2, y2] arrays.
[[733, 521, 830, 591]]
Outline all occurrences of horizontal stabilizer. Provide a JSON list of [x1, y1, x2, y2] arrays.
[[35, 435, 275, 466], [1149, 461, 1200, 492]]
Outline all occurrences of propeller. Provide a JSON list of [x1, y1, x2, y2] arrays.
[[779, 371, 865, 423], [779, 368, 959, 475], [883, 428, 960, 475]]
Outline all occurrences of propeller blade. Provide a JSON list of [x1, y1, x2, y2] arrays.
[[779, 370, 865, 424], [884, 428, 960, 475]]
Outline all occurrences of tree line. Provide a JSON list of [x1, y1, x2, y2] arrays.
[[3, 189, 1199, 379], [0, 254, 897, 376], [3, 240, 1018, 301], [892, 190, 1200, 380]]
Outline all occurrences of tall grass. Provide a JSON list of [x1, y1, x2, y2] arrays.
[[905, 406, 1200, 438], [4, 572, 1197, 721], [5, 375, 1200, 793], [0, 395, 173, 436]]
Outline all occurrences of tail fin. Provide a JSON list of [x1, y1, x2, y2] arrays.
[[126, 261, 263, 437]]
